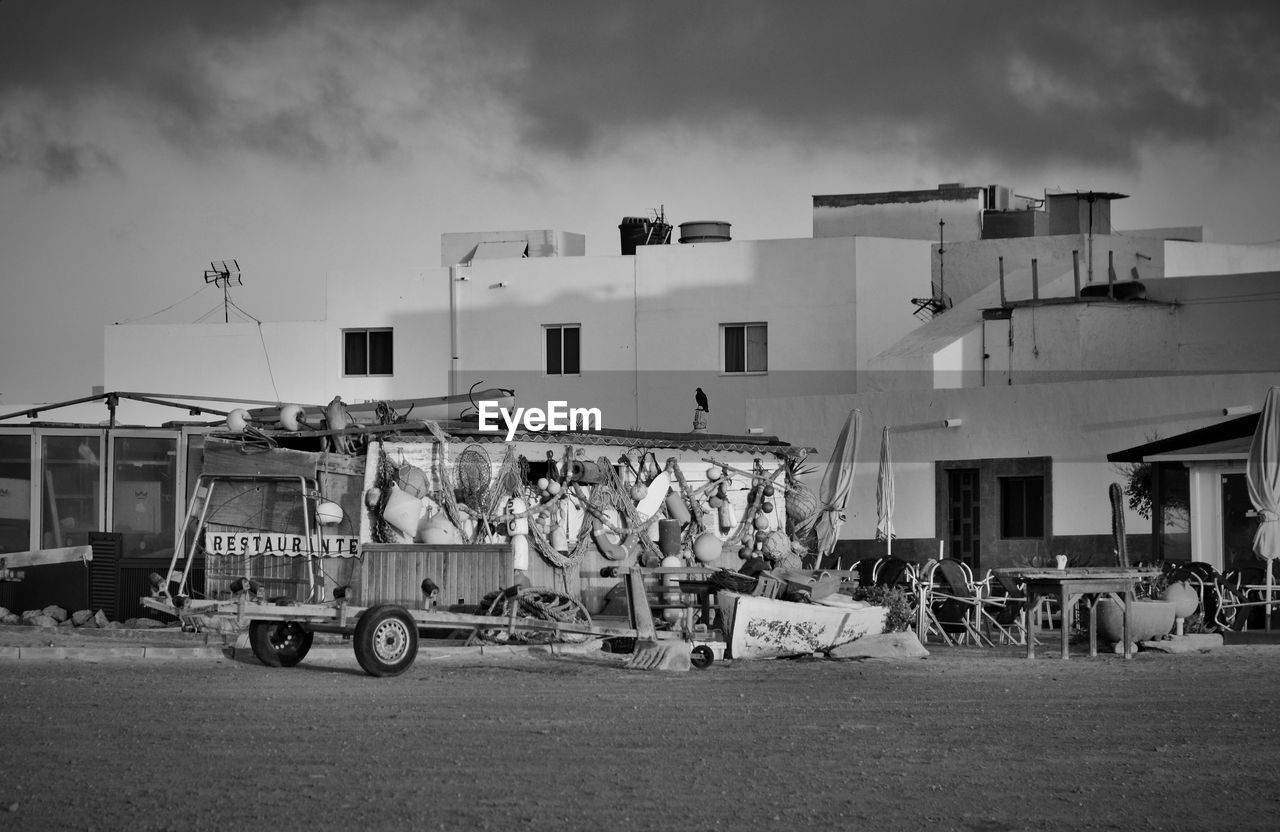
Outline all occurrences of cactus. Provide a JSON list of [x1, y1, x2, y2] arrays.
[[1109, 482, 1128, 567]]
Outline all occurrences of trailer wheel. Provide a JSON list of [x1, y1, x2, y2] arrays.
[[248, 620, 314, 668], [353, 605, 419, 677], [690, 644, 714, 670]]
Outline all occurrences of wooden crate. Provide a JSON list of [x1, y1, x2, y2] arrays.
[[354, 544, 513, 609]]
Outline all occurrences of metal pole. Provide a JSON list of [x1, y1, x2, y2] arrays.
[[1072, 250, 1081, 297], [998, 256, 1006, 307], [1032, 258, 1040, 301]]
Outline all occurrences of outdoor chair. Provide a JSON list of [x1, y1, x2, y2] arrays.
[[975, 569, 1034, 646], [915, 558, 992, 647]]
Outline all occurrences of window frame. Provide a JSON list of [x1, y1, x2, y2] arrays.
[[342, 328, 394, 377], [544, 323, 581, 377], [721, 322, 768, 375], [999, 474, 1046, 540]]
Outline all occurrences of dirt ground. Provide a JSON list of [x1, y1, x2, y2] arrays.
[[3, 642, 1280, 832]]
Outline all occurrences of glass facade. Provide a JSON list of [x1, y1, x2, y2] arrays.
[[0, 434, 32, 556], [111, 434, 178, 558], [40, 434, 102, 549]]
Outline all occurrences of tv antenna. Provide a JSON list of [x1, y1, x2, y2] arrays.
[[203, 260, 242, 323]]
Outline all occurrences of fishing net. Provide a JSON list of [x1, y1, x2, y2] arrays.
[[454, 443, 491, 511]]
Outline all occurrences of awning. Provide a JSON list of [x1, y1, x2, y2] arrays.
[[1107, 413, 1259, 463]]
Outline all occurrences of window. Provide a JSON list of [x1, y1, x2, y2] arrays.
[[545, 324, 580, 375], [1000, 476, 1045, 539], [343, 328, 393, 376], [722, 323, 767, 374]]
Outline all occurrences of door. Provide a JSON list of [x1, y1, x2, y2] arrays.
[[1221, 472, 1257, 572], [948, 468, 981, 569]]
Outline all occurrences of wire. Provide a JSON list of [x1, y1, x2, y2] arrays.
[[256, 323, 282, 401], [115, 284, 212, 325]]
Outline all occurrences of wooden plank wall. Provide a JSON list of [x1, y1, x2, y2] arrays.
[[355, 544, 513, 609]]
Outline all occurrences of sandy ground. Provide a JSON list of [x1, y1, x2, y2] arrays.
[[3, 638, 1280, 832]]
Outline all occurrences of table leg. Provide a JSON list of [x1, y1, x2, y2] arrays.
[[1059, 586, 1070, 660], [1088, 595, 1098, 657], [1122, 588, 1134, 660], [1025, 591, 1036, 660]]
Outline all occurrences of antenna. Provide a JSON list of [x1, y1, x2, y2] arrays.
[[203, 260, 242, 323]]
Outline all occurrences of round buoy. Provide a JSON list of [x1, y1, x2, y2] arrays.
[[364, 487, 382, 510], [279, 404, 306, 431], [692, 532, 721, 564], [630, 484, 648, 502], [226, 408, 250, 433], [316, 500, 344, 526]]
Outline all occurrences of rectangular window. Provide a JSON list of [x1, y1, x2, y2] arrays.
[[545, 324, 580, 375], [1000, 476, 1045, 539], [343, 329, 393, 376], [722, 323, 768, 374]]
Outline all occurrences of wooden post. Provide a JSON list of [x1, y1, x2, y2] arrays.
[[1107, 250, 1116, 298], [1032, 258, 1040, 301]]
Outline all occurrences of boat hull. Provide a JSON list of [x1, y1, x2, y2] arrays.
[[719, 591, 888, 659]]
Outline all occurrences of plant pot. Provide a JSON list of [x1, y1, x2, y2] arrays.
[[1159, 581, 1200, 619], [1096, 598, 1177, 644]]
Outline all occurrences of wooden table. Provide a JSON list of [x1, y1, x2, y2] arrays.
[[994, 567, 1160, 660]]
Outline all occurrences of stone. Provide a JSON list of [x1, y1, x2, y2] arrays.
[[827, 632, 930, 661], [41, 605, 69, 623], [0, 606, 9, 619], [123, 617, 166, 629], [1138, 633, 1224, 654], [0, 614, 18, 625], [93, 610, 110, 628], [20, 609, 42, 624], [27, 614, 58, 628], [71, 609, 95, 627]]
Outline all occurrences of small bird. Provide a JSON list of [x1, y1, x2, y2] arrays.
[[695, 387, 709, 413]]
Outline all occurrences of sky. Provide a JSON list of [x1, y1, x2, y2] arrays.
[[2, 0, 1279, 405]]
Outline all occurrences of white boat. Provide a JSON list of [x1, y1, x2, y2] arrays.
[[718, 591, 888, 660]]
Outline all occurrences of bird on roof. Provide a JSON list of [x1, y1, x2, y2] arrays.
[[695, 387, 709, 413]]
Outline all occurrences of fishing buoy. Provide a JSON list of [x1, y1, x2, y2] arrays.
[[753, 514, 770, 531], [692, 532, 721, 564], [279, 404, 306, 431], [718, 501, 735, 534], [316, 500, 344, 526], [665, 491, 691, 525], [658, 518, 682, 557], [660, 554, 684, 624], [226, 408, 250, 433], [363, 487, 382, 510], [630, 484, 648, 503], [509, 497, 529, 535], [510, 533, 530, 571]]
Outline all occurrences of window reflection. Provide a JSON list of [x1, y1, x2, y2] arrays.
[[40, 435, 101, 548], [112, 436, 177, 558]]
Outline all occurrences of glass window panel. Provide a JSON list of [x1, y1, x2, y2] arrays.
[[746, 324, 768, 372], [563, 326, 580, 375], [112, 435, 178, 559], [40, 435, 101, 548], [724, 326, 745, 373], [0, 434, 32, 554], [368, 329, 394, 375], [344, 331, 367, 375], [546, 327, 563, 375]]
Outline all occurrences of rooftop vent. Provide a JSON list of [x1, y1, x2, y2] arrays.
[[678, 220, 731, 244]]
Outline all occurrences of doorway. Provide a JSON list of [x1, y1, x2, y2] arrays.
[[948, 468, 980, 569]]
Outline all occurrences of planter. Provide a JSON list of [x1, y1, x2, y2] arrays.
[[1096, 598, 1176, 645], [1159, 581, 1200, 619]]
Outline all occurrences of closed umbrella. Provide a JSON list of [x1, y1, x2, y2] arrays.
[[876, 426, 895, 555], [813, 408, 862, 562], [1247, 386, 1280, 630]]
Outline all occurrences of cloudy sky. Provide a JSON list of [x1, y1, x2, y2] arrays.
[[2, 0, 1278, 404]]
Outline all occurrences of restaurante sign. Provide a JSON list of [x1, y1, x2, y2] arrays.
[[203, 532, 359, 557]]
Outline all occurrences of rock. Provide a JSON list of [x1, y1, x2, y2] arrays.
[[41, 605, 68, 623], [104, 620, 124, 629], [123, 617, 166, 629], [1, 614, 18, 625], [27, 614, 58, 628], [0, 606, 9, 619], [71, 609, 95, 626], [94, 610, 110, 628], [827, 632, 930, 660], [1138, 633, 1224, 654], [20, 609, 42, 624]]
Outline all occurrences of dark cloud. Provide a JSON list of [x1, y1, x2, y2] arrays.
[[1, 0, 1277, 183]]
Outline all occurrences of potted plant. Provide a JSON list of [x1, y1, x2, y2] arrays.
[[1096, 571, 1176, 646]]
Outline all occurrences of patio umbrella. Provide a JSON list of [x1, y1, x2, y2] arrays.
[[813, 408, 862, 562], [876, 426, 895, 555], [1247, 385, 1280, 630]]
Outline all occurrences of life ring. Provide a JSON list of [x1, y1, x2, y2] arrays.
[[592, 515, 642, 561]]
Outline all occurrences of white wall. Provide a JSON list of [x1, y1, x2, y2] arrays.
[[813, 191, 984, 241], [1164, 241, 1280, 277], [747, 372, 1280, 544]]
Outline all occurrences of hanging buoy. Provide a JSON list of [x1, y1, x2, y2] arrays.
[[718, 501, 735, 534], [693, 532, 721, 564], [658, 518, 682, 557], [279, 404, 306, 431], [226, 408, 250, 433], [665, 491, 691, 525], [316, 500, 344, 526], [510, 533, 530, 571]]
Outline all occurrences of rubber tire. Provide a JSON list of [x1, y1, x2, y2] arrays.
[[248, 620, 314, 668], [353, 605, 419, 677], [690, 644, 714, 670]]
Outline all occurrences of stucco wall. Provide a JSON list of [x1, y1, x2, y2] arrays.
[[747, 372, 1280, 552], [1163, 240, 1280, 277]]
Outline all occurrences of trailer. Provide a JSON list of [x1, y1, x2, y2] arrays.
[[142, 570, 658, 677]]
